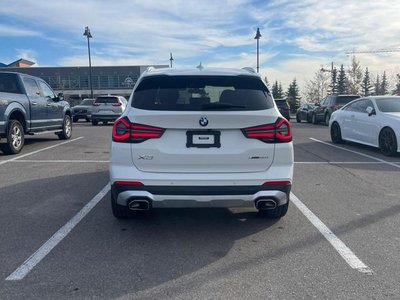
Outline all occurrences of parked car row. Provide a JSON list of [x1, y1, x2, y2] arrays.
[[296, 95, 361, 125], [71, 95, 128, 125]]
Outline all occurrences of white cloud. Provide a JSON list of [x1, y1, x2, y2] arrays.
[[1, 0, 400, 93], [0, 24, 41, 37], [15, 49, 39, 65]]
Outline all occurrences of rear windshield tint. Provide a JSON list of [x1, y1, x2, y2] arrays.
[[336, 96, 360, 104], [0, 73, 23, 94], [132, 75, 273, 111], [81, 99, 93, 105], [95, 97, 118, 104], [275, 99, 288, 106]]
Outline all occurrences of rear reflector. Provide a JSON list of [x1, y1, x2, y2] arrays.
[[114, 181, 144, 186], [112, 102, 122, 106], [263, 181, 291, 186]]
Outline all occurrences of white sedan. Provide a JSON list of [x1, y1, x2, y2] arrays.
[[329, 96, 400, 156]]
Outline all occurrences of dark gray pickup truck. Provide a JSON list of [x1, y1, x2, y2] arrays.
[[0, 72, 72, 154]]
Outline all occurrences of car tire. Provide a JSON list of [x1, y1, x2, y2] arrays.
[[103, 121, 108, 125], [73, 117, 78, 122], [57, 115, 72, 140], [312, 113, 317, 124], [86, 118, 91, 122], [379, 127, 397, 156], [325, 113, 330, 126], [296, 115, 301, 123], [330, 122, 343, 144], [307, 114, 312, 123], [258, 201, 289, 219], [111, 193, 134, 219], [1, 119, 24, 155], [92, 120, 98, 126]]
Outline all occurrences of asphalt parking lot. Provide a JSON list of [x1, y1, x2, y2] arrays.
[[0, 120, 399, 300]]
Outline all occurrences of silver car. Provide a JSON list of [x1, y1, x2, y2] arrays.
[[91, 95, 127, 125], [72, 98, 94, 122]]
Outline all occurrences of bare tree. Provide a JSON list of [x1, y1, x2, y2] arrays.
[[302, 68, 330, 103]]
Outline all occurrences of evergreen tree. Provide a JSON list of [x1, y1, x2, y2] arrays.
[[347, 55, 363, 94], [337, 64, 348, 94], [374, 75, 381, 95], [381, 71, 388, 95], [330, 67, 337, 95], [278, 82, 284, 98], [286, 78, 300, 112], [393, 74, 400, 95], [361, 67, 373, 97], [272, 80, 279, 98]]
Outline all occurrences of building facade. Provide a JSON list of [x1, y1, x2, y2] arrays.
[[1, 60, 168, 104]]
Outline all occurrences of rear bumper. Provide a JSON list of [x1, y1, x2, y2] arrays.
[[92, 113, 121, 121], [111, 183, 291, 208], [72, 113, 91, 118]]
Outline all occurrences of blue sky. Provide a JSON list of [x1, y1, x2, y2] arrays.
[[1, 0, 400, 91]]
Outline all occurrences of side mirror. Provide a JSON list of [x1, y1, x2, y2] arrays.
[[366, 106, 375, 116], [314, 103, 320, 107], [53, 93, 64, 102]]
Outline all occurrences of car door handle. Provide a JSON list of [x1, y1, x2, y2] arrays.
[[31, 102, 37, 105], [47, 103, 52, 107]]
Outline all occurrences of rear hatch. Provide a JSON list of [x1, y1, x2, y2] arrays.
[[93, 96, 121, 114], [126, 75, 280, 173], [335, 95, 360, 109]]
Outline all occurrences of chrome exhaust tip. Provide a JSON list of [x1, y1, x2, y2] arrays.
[[128, 199, 150, 211], [255, 199, 277, 210]]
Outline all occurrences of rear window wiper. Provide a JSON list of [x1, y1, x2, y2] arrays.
[[201, 103, 247, 110]]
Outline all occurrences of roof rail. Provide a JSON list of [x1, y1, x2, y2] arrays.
[[242, 67, 256, 74]]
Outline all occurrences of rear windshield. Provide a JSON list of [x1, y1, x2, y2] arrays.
[[336, 96, 360, 104], [132, 75, 273, 111], [375, 98, 400, 112], [81, 99, 93, 105], [0, 73, 23, 94], [95, 97, 118, 104], [275, 99, 288, 106]]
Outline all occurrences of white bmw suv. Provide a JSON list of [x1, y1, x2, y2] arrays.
[[110, 67, 293, 219]]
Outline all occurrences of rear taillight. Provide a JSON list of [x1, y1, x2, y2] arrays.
[[112, 102, 122, 106], [112, 117, 165, 143], [92, 101, 100, 106], [242, 117, 292, 143]]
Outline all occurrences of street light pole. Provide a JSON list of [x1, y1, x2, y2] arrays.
[[254, 27, 262, 73], [169, 52, 174, 68], [83, 26, 93, 99]]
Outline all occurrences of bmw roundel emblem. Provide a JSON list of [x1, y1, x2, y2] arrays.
[[199, 117, 209, 127]]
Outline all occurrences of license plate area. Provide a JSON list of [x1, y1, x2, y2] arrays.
[[186, 130, 221, 148]]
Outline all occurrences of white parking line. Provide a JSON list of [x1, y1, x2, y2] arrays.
[[291, 193, 373, 275], [310, 138, 400, 169], [11, 160, 109, 163], [5, 183, 110, 281], [0, 137, 84, 166], [295, 161, 400, 164]]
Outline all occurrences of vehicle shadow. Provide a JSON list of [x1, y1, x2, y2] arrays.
[[0, 170, 279, 299], [72, 205, 279, 298]]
